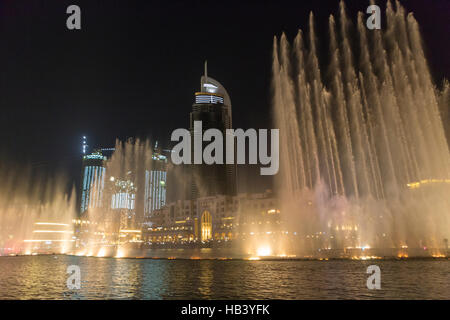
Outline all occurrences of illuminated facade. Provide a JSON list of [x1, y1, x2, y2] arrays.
[[144, 151, 168, 218], [189, 62, 236, 198], [143, 191, 279, 244], [80, 150, 107, 214], [111, 179, 136, 210], [24, 222, 75, 254], [111, 176, 137, 230], [200, 210, 212, 241]]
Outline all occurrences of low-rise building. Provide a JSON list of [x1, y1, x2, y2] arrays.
[[142, 191, 280, 245]]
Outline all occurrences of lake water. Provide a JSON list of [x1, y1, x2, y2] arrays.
[[0, 255, 448, 299]]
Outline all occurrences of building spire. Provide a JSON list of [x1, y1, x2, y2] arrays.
[[82, 135, 88, 155], [204, 60, 208, 81]]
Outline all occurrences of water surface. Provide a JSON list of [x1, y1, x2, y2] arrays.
[[0, 256, 448, 299]]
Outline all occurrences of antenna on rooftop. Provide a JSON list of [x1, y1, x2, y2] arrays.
[[82, 136, 88, 155]]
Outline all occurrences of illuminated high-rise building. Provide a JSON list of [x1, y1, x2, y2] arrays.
[[189, 62, 237, 198], [111, 176, 137, 230], [144, 142, 168, 218], [80, 150, 107, 214]]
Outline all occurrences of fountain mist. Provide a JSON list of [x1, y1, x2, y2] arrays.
[[0, 165, 76, 255], [76, 138, 156, 258], [273, 1, 450, 257]]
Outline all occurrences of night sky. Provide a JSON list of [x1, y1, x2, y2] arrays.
[[0, 0, 448, 192]]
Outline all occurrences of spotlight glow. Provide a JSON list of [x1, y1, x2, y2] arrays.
[[115, 248, 125, 258], [256, 245, 272, 257]]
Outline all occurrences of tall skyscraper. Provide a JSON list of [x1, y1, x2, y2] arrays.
[[189, 62, 237, 198], [111, 175, 137, 230], [80, 150, 107, 214], [144, 143, 168, 218]]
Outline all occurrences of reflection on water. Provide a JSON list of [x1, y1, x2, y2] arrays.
[[0, 256, 448, 299]]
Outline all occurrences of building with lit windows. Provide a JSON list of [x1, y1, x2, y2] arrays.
[[189, 62, 237, 199], [80, 150, 107, 214], [143, 64, 266, 246], [144, 145, 168, 218], [142, 191, 280, 245], [24, 221, 75, 254], [111, 176, 137, 230]]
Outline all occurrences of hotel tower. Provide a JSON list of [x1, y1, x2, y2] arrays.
[[189, 62, 237, 199]]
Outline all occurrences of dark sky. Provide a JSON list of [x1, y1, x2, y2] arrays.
[[0, 0, 448, 192]]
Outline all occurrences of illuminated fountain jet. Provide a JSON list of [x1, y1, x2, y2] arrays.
[[272, 1, 450, 257]]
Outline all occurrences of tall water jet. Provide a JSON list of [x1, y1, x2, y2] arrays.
[[273, 1, 450, 257], [76, 138, 158, 258], [0, 165, 77, 255]]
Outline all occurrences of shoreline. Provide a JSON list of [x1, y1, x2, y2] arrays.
[[1, 252, 448, 261]]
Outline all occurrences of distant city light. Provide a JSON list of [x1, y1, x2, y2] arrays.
[[34, 222, 69, 226], [23, 239, 75, 242], [32, 230, 73, 233]]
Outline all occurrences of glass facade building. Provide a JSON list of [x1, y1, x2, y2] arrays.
[[144, 152, 168, 218], [80, 151, 107, 214], [189, 63, 237, 199]]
